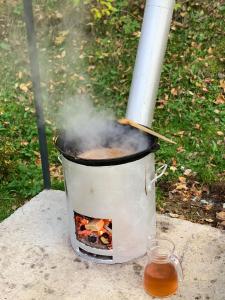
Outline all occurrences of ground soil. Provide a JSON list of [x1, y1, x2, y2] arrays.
[[157, 179, 225, 230]]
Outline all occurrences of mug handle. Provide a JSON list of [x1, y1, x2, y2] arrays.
[[169, 254, 183, 282]]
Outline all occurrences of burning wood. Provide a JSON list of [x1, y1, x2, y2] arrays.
[[74, 212, 112, 250], [85, 219, 104, 231]]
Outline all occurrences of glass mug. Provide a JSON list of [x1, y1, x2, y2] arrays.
[[144, 238, 183, 298]]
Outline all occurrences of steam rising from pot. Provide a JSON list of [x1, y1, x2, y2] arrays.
[[57, 97, 149, 157]]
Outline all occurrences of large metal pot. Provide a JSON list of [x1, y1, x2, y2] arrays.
[[56, 123, 165, 263]]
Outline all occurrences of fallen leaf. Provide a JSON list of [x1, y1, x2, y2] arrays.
[[217, 131, 224, 136], [61, 50, 66, 58], [50, 165, 63, 180], [88, 65, 95, 72], [184, 169, 192, 176], [17, 71, 23, 79], [157, 98, 168, 108], [170, 166, 177, 172], [220, 79, 225, 92], [176, 183, 187, 190], [216, 211, 225, 221], [204, 78, 213, 83], [132, 31, 141, 37], [195, 123, 201, 130], [54, 30, 69, 46], [207, 47, 213, 54], [178, 131, 185, 137], [219, 221, 225, 227], [179, 176, 186, 183], [55, 11, 63, 20], [19, 83, 29, 93], [177, 146, 185, 153], [172, 158, 177, 166], [205, 218, 214, 223], [214, 94, 225, 105], [171, 87, 178, 96], [35, 158, 41, 166], [204, 204, 213, 211], [169, 213, 179, 218]]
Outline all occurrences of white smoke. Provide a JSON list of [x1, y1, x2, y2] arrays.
[[57, 96, 150, 156]]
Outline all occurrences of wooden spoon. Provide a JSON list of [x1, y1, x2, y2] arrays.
[[118, 118, 176, 144]]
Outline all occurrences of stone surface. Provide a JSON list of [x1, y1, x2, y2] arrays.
[[0, 190, 225, 300]]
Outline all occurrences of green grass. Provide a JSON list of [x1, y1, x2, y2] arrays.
[[0, 0, 225, 221]]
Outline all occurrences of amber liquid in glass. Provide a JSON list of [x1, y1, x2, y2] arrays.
[[144, 261, 178, 297]]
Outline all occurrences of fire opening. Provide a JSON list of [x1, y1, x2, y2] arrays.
[[74, 212, 112, 250]]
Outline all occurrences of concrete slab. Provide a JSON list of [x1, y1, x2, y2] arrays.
[[0, 190, 224, 300]]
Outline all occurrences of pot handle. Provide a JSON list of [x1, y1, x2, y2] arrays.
[[147, 164, 167, 192], [58, 155, 63, 164]]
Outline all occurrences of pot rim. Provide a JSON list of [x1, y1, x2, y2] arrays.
[[55, 125, 159, 167]]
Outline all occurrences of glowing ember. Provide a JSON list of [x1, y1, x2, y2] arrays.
[[74, 212, 112, 250]]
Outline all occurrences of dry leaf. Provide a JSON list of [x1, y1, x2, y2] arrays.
[[87, 65, 95, 72], [214, 94, 225, 105], [217, 131, 224, 136], [219, 221, 225, 227], [157, 98, 168, 108], [179, 176, 186, 183], [54, 30, 69, 46], [195, 123, 201, 130], [176, 183, 187, 190], [17, 71, 23, 79], [61, 50, 66, 58], [172, 158, 177, 166], [184, 169, 192, 176], [216, 211, 225, 221], [204, 204, 213, 211], [33, 151, 40, 156], [19, 83, 29, 93], [35, 158, 41, 166], [205, 218, 214, 223], [171, 87, 178, 96], [220, 80, 225, 92], [50, 165, 63, 180], [169, 213, 179, 218], [177, 146, 185, 153], [178, 131, 185, 136], [170, 166, 177, 172], [55, 11, 63, 20], [132, 31, 141, 37], [207, 47, 213, 54]]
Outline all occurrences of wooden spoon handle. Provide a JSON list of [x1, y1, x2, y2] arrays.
[[118, 118, 176, 145]]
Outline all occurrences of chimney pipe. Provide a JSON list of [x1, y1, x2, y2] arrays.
[[126, 0, 175, 127]]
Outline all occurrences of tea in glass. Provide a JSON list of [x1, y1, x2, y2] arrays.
[[144, 238, 182, 298], [144, 260, 178, 297]]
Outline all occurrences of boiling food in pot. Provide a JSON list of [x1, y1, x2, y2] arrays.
[[78, 147, 133, 159]]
